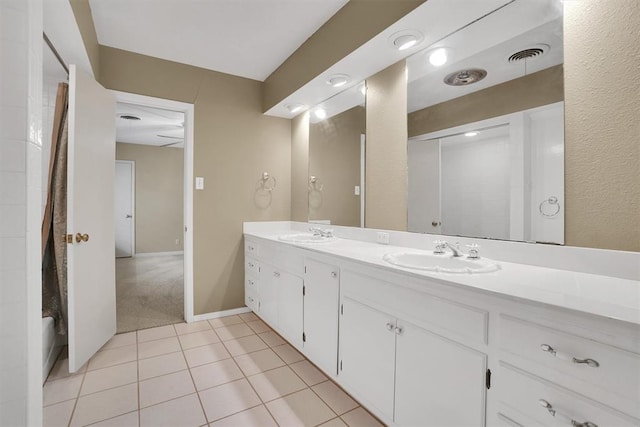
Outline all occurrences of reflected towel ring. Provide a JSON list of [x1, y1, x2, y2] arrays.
[[308, 175, 324, 192], [259, 172, 277, 191], [539, 196, 560, 217]]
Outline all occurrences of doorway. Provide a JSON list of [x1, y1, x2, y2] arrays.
[[112, 92, 195, 332]]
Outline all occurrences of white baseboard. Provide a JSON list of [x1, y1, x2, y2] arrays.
[[134, 251, 184, 257], [191, 306, 251, 322]]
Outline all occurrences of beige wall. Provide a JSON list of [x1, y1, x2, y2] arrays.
[[291, 112, 310, 221], [408, 65, 564, 138], [263, 0, 425, 111], [564, 0, 639, 251], [365, 61, 408, 231], [69, 0, 101, 79], [101, 46, 292, 315], [309, 106, 364, 226], [116, 143, 184, 254]]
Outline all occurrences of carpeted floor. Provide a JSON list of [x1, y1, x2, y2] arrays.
[[115, 254, 184, 333]]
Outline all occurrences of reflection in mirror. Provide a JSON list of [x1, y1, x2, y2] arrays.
[[308, 84, 366, 227], [406, 0, 564, 243]]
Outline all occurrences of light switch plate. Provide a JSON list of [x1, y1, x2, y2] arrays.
[[195, 177, 204, 190], [376, 232, 390, 245]]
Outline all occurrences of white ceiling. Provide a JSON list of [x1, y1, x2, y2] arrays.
[[116, 103, 185, 148], [89, 0, 348, 81]]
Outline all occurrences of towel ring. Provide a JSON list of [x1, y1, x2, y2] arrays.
[[308, 175, 324, 192], [539, 196, 560, 217], [259, 172, 277, 191]]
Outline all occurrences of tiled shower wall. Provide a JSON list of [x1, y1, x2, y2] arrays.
[[0, 0, 43, 425]]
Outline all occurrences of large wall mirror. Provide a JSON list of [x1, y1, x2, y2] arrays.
[[406, 0, 564, 244], [307, 84, 366, 227]]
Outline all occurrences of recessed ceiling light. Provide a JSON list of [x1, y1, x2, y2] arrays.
[[314, 108, 327, 120], [389, 30, 424, 52], [327, 74, 350, 88], [429, 48, 448, 66], [285, 103, 304, 114], [465, 132, 478, 137]]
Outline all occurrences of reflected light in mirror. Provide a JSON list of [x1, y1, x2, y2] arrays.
[[314, 108, 327, 120], [464, 131, 478, 137], [428, 48, 448, 66]]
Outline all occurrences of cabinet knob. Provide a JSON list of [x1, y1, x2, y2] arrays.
[[395, 326, 403, 335], [386, 322, 394, 331], [331, 271, 337, 279]]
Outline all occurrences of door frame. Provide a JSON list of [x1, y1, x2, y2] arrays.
[[111, 90, 196, 322], [115, 160, 135, 257]]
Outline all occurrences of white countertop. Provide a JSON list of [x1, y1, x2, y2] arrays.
[[245, 230, 640, 326]]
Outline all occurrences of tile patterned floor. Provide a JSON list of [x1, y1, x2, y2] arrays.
[[43, 313, 384, 427]]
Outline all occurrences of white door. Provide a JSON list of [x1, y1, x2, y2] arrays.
[[114, 161, 134, 257], [339, 297, 396, 420], [67, 65, 117, 372], [277, 271, 303, 349], [408, 139, 441, 234], [304, 259, 339, 374], [395, 320, 487, 426]]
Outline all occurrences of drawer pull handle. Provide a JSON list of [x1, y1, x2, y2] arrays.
[[538, 399, 598, 427], [386, 322, 394, 331], [540, 344, 600, 368]]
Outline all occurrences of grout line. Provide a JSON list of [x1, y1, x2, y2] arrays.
[[136, 330, 141, 427], [82, 409, 139, 427], [67, 346, 89, 427], [180, 338, 209, 424]]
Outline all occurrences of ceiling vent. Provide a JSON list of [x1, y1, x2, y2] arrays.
[[508, 44, 549, 63], [119, 115, 141, 120], [444, 69, 487, 86]]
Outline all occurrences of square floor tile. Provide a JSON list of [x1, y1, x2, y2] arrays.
[[43, 375, 83, 406], [138, 351, 187, 381], [198, 378, 261, 422], [266, 388, 335, 427], [320, 418, 348, 427], [208, 315, 244, 329], [43, 399, 75, 427], [257, 331, 285, 348], [209, 405, 277, 427], [178, 329, 220, 350], [81, 361, 137, 396], [238, 312, 259, 323], [88, 344, 137, 371], [70, 383, 138, 427], [223, 334, 268, 356], [138, 336, 181, 359], [341, 407, 383, 427], [190, 358, 244, 391], [234, 348, 285, 377], [183, 342, 231, 368], [89, 411, 139, 427], [140, 393, 206, 427], [214, 323, 255, 341], [173, 320, 211, 335], [312, 381, 358, 415], [271, 343, 304, 364], [247, 366, 307, 402], [137, 325, 176, 343], [100, 332, 137, 351], [245, 319, 270, 334], [290, 360, 328, 386], [139, 370, 196, 408]]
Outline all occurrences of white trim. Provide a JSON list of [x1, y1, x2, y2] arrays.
[[110, 90, 195, 323], [192, 307, 252, 322], [134, 251, 184, 257], [360, 133, 366, 228], [115, 160, 135, 257]]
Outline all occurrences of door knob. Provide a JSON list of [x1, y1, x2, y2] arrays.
[[126, 214, 132, 218], [75, 233, 89, 243]]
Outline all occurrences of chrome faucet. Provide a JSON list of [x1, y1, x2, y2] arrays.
[[434, 240, 480, 259], [309, 227, 333, 238], [444, 241, 464, 257]]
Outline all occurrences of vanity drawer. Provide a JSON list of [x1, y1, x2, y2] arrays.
[[245, 277, 258, 294], [245, 289, 258, 312], [498, 363, 638, 427], [499, 314, 640, 402], [245, 240, 260, 257], [245, 257, 259, 276]]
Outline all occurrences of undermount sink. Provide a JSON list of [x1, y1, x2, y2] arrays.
[[278, 233, 334, 244], [383, 252, 500, 274]]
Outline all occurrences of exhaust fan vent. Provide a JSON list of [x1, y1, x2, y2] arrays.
[[508, 44, 549, 62], [444, 69, 487, 86], [120, 115, 141, 121]]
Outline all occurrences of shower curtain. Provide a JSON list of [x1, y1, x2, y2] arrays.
[[42, 82, 69, 335]]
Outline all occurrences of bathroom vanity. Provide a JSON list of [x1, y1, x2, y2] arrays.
[[244, 221, 640, 427]]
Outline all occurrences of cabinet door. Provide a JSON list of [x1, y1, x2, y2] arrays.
[[395, 320, 487, 426], [339, 297, 396, 420], [277, 271, 303, 349], [304, 259, 340, 374], [258, 264, 278, 328]]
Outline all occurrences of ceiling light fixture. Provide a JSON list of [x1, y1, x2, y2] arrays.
[[314, 108, 327, 120], [389, 30, 424, 52], [327, 74, 350, 88], [465, 132, 478, 137], [428, 48, 448, 66], [285, 103, 304, 114]]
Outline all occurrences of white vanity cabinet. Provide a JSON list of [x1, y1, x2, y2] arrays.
[[339, 268, 489, 426]]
